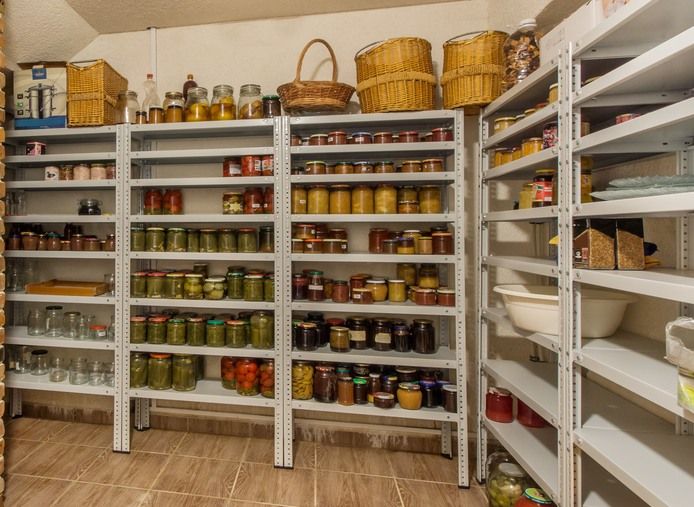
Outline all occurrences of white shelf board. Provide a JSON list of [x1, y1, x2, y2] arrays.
[[582, 456, 650, 507], [6, 371, 114, 396], [483, 148, 558, 180], [130, 176, 274, 187], [289, 110, 455, 129], [5, 214, 116, 223], [129, 343, 275, 358], [6, 292, 116, 305], [130, 298, 274, 310], [484, 418, 558, 502], [130, 379, 276, 407], [483, 60, 558, 117], [5, 152, 117, 165], [292, 345, 457, 369], [129, 251, 274, 261], [291, 300, 457, 316], [4, 250, 116, 260], [577, 334, 693, 421], [291, 253, 457, 264], [130, 213, 274, 223], [484, 206, 558, 222], [290, 141, 454, 158], [6, 328, 116, 350], [575, 191, 694, 218], [482, 307, 559, 351], [290, 172, 455, 185], [5, 126, 116, 142], [293, 399, 456, 422], [484, 102, 558, 149], [482, 255, 558, 277], [574, 268, 694, 304], [291, 213, 455, 223], [130, 147, 273, 164], [483, 359, 558, 426], [130, 119, 273, 139], [6, 180, 117, 190]]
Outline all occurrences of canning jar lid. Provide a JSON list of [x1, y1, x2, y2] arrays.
[[150, 353, 172, 359], [167, 272, 185, 278], [205, 276, 226, 283], [437, 288, 455, 294], [388, 279, 405, 284], [399, 382, 421, 391], [353, 377, 368, 385], [168, 318, 186, 324], [353, 161, 372, 165], [494, 116, 516, 122], [226, 319, 245, 326], [330, 325, 349, 332], [146, 227, 165, 232], [396, 367, 416, 374], [148, 271, 167, 277], [422, 158, 444, 163], [310, 133, 328, 138], [207, 319, 225, 325], [489, 386, 511, 396], [187, 317, 204, 323], [305, 160, 326, 165], [443, 384, 458, 392], [131, 316, 147, 322], [185, 273, 203, 278], [149, 316, 168, 323], [374, 392, 395, 400], [366, 279, 386, 284]]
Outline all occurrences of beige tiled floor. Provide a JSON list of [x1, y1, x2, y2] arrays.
[[4, 417, 488, 507]]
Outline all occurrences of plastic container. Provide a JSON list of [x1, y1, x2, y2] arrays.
[[503, 19, 541, 90]]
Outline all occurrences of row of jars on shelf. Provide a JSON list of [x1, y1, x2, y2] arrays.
[[27, 307, 114, 341], [292, 361, 457, 412], [291, 184, 443, 215], [130, 310, 274, 349], [517, 162, 594, 210], [7, 230, 116, 252], [486, 387, 548, 428], [43, 163, 116, 181], [291, 127, 453, 147], [222, 155, 274, 177], [11, 347, 115, 387], [293, 314, 437, 355], [131, 267, 274, 302], [131, 225, 273, 254], [293, 158, 445, 176]]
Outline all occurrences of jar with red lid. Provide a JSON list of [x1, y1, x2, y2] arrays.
[[163, 189, 183, 214], [399, 131, 419, 143], [373, 132, 393, 143], [263, 187, 274, 214], [241, 155, 262, 176], [368, 228, 390, 254], [517, 399, 547, 427], [486, 387, 514, 423], [331, 281, 349, 303], [261, 155, 274, 176], [515, 489, 555, 507], [221, 357, 236, 389], [328, 131, 347, 145], [532, 169, 554, 208], [352, 132, 372, 144], [244, 187, 265, 214], [235, 358, 259, 396], [144, 189, 163, 215], [314, 365, 337, 402], [292, 274, 308, 300], [223, 157, 242, 177], [307, 271, 325, 301], [437, 289, 455, 307]]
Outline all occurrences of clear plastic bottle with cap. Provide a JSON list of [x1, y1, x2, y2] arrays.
[[503, 18, 541, 91], [142, 73, 161, 114]]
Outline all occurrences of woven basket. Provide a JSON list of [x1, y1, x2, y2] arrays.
[[277, 39, 355, 114], [355, 37, 436, 113], [67, 59, 128, 127], [441, 31, 508, 112]]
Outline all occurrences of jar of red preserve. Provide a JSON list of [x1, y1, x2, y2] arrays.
[[486, 387, 513, 423]]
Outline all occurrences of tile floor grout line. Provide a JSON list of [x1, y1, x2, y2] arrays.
[[227, 437, 250, 501], [313, 445, 318, 507], [5, 440, 47, 473], [393, 477, 407, 507], [140, 429, 188, 504]]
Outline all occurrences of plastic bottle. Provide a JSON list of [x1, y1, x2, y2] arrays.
[[141, 73, 161, 114], [183, 73, 198, 100]]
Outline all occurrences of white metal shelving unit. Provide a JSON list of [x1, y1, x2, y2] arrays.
[[477, 1, 694, 505], [284, 110, 468, 487]]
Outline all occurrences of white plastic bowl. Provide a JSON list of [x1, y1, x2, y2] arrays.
[[493, 284, 635, 338]]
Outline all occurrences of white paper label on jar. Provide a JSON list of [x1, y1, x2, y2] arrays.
[[254, 159, 262, 171], [228, 165, 241, 175], [45, 166, 59, 180], [308, 284, 323, 291], [350, 330, 366, 342], [374, 332, 391, 344], [252, 203, 262, 208]]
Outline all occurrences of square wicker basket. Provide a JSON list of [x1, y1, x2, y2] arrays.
[[66, 59, 128, 127]]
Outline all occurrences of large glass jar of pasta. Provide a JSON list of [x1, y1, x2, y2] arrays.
[[375, 184, 397, 214], [148, 354, 172, 390], [236, 358, 260, 395], [239, 84, 263, 119], [226, 269, 245, 299], [291, 186, 307, 213], [172, 354, 196, 391], [244, 274, 265, 301], [307, 185, 329, 214], [292, 361, 314, 400], [163, 91, 184, 123], [419, 186, 442, 213], [238, 228, 258, 253], [186, 317, 206, 345], [329, 185, 352, 214], [184, 273, 204, 299], [184, 86, 210, 121], [221, 357, 236, 389], [130, 353, 148, 388], [352, 185, 374, 214], [251, 311, 274, 349], [260, 359, 275, 398], [210, 84, 236, 120]]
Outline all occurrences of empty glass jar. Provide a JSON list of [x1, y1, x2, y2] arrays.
[[45, 306, 64, 337], [69, 357, 89, 385], [31, 349, 49, 375], [62, 311, 81, 338], [88, 361, 104, 385], [49, 357, 68, 382], [28, 308, 46, 336]]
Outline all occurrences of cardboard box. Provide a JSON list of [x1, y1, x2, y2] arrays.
[[540, 0, 600, 65], [13, 63, 67, 128]]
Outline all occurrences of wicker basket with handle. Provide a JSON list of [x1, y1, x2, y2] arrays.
[[66, 59, 128, 127], [277, 39, 355, 114], [355, 37, 436, 113], [441, 31, 508, 112]]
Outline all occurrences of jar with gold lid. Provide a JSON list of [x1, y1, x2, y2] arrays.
[[184, 87, 210, 122], [210, 84, 236, 120]]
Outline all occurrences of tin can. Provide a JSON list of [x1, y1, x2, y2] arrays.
[[44, 165, 60, 180], [26, 141, 47, 156]]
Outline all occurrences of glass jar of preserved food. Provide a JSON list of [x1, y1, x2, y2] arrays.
[[333, 161, 353, 174], [147, 316, 168, 344], [295, 322, 317, 351], [259, 359, 275, 398], [186, 228, 200, 252], [422, 158, 444, 172], [103, 233, 116, 252], [226, 269, 245, 300], [204, 277, 226, 300], [368, 228, 389, 254], [244, 187, 264, 215], [401, 160, 422, 173], [236, 358, 260, 395], [184, 273, 204, 299], [223, 320, 245, 347], [186, 317, 205, 345], [532, 169, 554, 208], [250, 311, 274, 349], [374, 184, 397, 214], [223, 191, 243, 215], [307, 185, 329, 214], [402, 230, 421, 252], [294, 223, 316, 239], [352, 161, 373, 174], [351, 377, 368, 404], [397, 237, 416, 255], [292, 361, 314, 400], [521, 137, 543, 157], [239, 84, 262, 119], [397, 382, 422, 410], [307, 270, 324, 301], [165, 273, 185, 299], [263, 186, 274, 213], [414, 287, 437, 305], [353, 132, 373, 144], [329, 326, 350, 352], [371, 318, 393, 351], [396, 263, 416, 286], [148, 354, 172, 390], [366, 373, 381, 403], [304, 160, 327, 175], [419, 186, 442, 213], [292, 274, 308, 300], [397, 186, 417, 202], [393, 323, 412, 352], [217, 228, 236, 253], [374, 161, 395, 173], [238, 228, 258, 253], [432, 232, 454, 254], [398, 200, 420, 214], [131, 271, 148, 298], [130, 316, 147, 343], [365, 279, 387, 302], [163, 91, 185, 122], [144, 189, 162, 215], [418, 264, 439, 289], [487, 462, 530, 507], [328, 185, 352, 214], [373, 131, 393, 143], [352, 185, 374, 214], [145, 227, 165, 252], [172, 354, 196, 391], [199, 228, 218, 253], [337, 376, 354, 405], [221, 357, 236, 389], [413, 319, 436, 354], [243, 274, 264, 301], [117, 90, 139, 123], [325, 280, 346, 303], [223, 157, 242, 177], [130, 353, 148, 388], [291, 187, 307, 213], [263, 274, 274, 302], [314, 365, 337, 403], [184, 86, 210, 121], [146, 272, 166, 298], [347, 317, 369, 350], [206, 320, 226, 347], [503, 19, 540, 90], [387, 280, 407, 303], [210, 84, 236, 120], [262, 95, 281, 118]]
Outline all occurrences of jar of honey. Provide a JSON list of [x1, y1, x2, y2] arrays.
[[308, 185, 329, 214], [419, 186, 442, 213], [329, 185, 351, 214], [374, 184, 397, 214], [351, 185, 374, 214], [291, 187, 307, 213], [163, 91, 184, 123]]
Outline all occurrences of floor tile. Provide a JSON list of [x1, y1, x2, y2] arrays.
[[17, 418, 70, 442], [316, 470, 401, 507], [11, 442, 105, 480], [78, 450, 171, 489], [4, 474, 74, 507], [52, 482, 149, 506], [388, 451, 458, 483], [397, 479, 488, 507], [231, 463, 315, 507], [130, 428, 187, 454], [151, 455, 239, 498], [226, 502, 291, 507], [245, 438, 315, 468], [49, 422, 114, 448], [141, 491, 229, 507], [316, 444, 393, 476], [175, 432, 248, 461], [5, 417, 40, 439], [5, 438, 45, 471]]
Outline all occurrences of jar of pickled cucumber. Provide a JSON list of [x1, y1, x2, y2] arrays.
[[218, 228, 237, 253], [419, 186, 442, 214], [238, 228, 257, 253], [375, 184, 397, 214], [239, 84, 263, 119], [130, 316, 147, 343], [130, 353, 148, 388], [259, 226, 274, 253], [292, 361, 314, 400], [251, 311, 274, 349], [264, 275, 274, 302], [184, 86, 210, 122], [131, 226, 145, 251], [148, 354, 172, 390], [221, 357, 236, 389], [235, 358, 260, 395], [165, 273, 185, 299], [199, 228, 218, 253], [226, 270, 245, 300], [146, 272, 166, 298], [352, 185, 374, 214], [204, 277, 227, 300], [206, 320, 226, 347], [186, 317, 206, 346], [225, 320, 247, 347], [187, 228, 200, 252], [131, 271, 148, 298], [145, 227, 165, 252], [147, 316, 168, 344], [260, 359, 275, 398], [167, 318, 187, 345], [210, 84, 236, 121], [292, 186, 308, 213], [165, 227, 187, 252], [172, 354, 196, 391], [244, 274, 264, 301], [184, 273, 204, 299]]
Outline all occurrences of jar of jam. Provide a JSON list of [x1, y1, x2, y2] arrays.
[[307, 271, 325, 301], [371, 318, 392, 351], [314, 365, 337, 403], [327, 131, 347, 145], [393, 323, 412, 352], [351, 185, 374, 214], [305, 161, 327, 175], [396, 263, 416, 286], [422, 158, 444, 172], [243, 187, 264, 214], [413, 319, 436, 354], [221, 357, 236, 389], [367, 373, 381, 403], [347, 317, 369, 350], [418, 264, 439, 289], [292, 274, 308, 300], [532, 169, 554, 208], [296, 322, 318, 351], [397, 382, 422, 410], [368, 228, 389, 254], [351, 288, 373, 304], [437, 288, 455, 307], [401, 160, 422, 173], [432, 128, 453, 142], [517, 399, 547, 428], [432, 232, 454, 255], [236, 358, 260, 396], [414, 288, 437, 306], [330, 326, 350, 352], [337, 376, 354, 405], [262, 95, 281, 118], [399, 131, 419, 143], [443, 385, 457, 413], [331, 280, 349, 303], [373, 132, 393, 143], [354, 377, 368, 404], [144, 189, 163, 215], [365, 279, 387, 302]]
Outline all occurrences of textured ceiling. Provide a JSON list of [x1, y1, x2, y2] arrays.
[[65, 0, 464, 34]]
